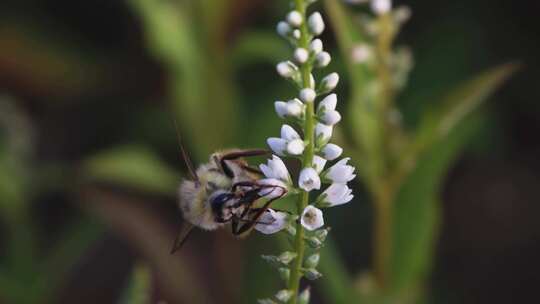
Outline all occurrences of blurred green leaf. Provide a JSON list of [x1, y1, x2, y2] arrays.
[[81, 145, 180, 195], [389, 63, 517, 294], [324, 0, 382, 187], [129, 0, 239, 158], [232, 31, 290, 67], [317, 238, 360, 304], [119, 263, 152, 304], [411, 63, 518, 157]]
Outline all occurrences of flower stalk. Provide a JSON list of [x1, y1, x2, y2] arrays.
[[257, 0, 355, 302]]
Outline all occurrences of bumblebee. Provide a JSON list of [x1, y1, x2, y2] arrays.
[[171, 148, 287, 253]]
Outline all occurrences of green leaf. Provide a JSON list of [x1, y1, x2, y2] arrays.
[[389, 63, 518, 294], [118, 263, 152, 304], [317, 238, 360, 303], [231, 31, 290, 67], [81, 145, 180, 195], [411, 63, 518, 157]]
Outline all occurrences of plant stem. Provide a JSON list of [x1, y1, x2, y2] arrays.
[[288, 0, 314, 303], [372, 186, 392, 290], [372, 12, 396, 291]]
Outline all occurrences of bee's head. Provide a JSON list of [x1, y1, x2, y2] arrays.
[[209, 191, 235, 214]]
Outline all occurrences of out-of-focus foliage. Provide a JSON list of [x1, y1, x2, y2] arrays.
[[0, 0, 532, 303]]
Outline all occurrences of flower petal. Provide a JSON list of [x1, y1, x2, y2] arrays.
[[255, 209, 288, 234], [300, 205, 324, 231], [298, 167, 321, 191]]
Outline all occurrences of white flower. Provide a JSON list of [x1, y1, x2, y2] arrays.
[[325, 157, 356, 183], [281, 124, 300, 141], [286, 10, 303, 27], [371, 0, 391, 15], [315, 123, 333, 144], [269, 125, 305, 156], [309, 39, 323, 54], [255, 208, 288, 234], [276, 61, 298, 78], [276, 21, 291, 37], [318, 93, 337, 112], [300, 205, 324, 231], [287, 139, 305, 155], [315, 51, 331, 68], [320, 72, 339, 92], [319, 183, 353, 207], [275, 100, 304, 119], [260, 155, 291, 183], [351, 44, 372, 63], [299, 88, 316, 103], [307, 12, 325, 36], [286, 99, 304, 117], [298, 167, 321, 191], [321, 144, 343, 160], [267, 137, 287, 156], [274, 101, 288, 118], [258, 178, 288, 199], [294, 48, 309, 64], [313, 155, 327, 173], [292, 29, 301, 40], [320, 109, 342, 125]]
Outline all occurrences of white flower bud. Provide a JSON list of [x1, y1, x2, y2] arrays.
[[255, 208, 288, 234], [287, 139, 305, 155], [275, 289, 294, 302], [276, 61, 298, 78], [267, 137, 287, 156], [319, 183, 354, 207], [321, 143, 343, 160], [286, 99, 304, 117], [315, 51, 331, 68], [300, 205, 324, 231], [299, 88, 316, 103], [313, 155, 327, 173], [320, 72, 339, 92], [260, 155, 291, 183], [294, 48, 309, 64], [274, 101, 288, 118], [292, 29, 301, 40], [307, 12, 325, 36], [315, 123, 333, 144], [276, 21, 292, 37], [286, 10, 303, 27], [299, 167, 321, 191], [371, 0, 391, 14], [309, 39, 323, 54], [281, 124, 300, 141], [320, 109, 341, 125], [325, 157, 356, 183], [298, 287, 311, 304], [317, 93, 337, 112], [351, 44, 372, 63]]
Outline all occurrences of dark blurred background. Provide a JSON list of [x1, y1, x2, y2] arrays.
[[0, 0, 539, 303]]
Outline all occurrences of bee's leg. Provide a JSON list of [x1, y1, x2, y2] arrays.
[[219, 149, 269, 178], [240, 164, 263, 176], [231, 181, 259, 193], [232, 188, 287, 236]]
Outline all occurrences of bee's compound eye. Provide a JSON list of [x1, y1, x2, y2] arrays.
[[211, 192, 232, 207]]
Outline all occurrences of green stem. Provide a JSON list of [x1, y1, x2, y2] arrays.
[[287, 0, 315, 303], [371, 12, 397, 291]]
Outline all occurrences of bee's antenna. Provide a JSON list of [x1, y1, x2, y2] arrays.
[[172, 118, 199, 182]]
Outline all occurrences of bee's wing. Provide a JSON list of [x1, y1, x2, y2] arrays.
[[170, 221, 195, 254]]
